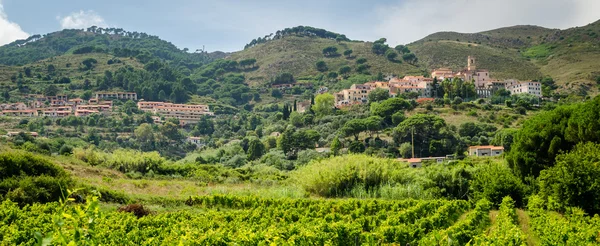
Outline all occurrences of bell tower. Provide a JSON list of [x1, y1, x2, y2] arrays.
[[467, 56, 476, 72]]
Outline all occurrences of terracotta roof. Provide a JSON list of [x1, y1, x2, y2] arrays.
[[469, 145, 504, 150], [1, 110, 36, 113]]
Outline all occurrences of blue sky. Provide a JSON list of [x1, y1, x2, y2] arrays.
[[1, 0, 600, 52]]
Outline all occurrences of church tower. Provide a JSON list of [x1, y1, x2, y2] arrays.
[[467, 56, 476, 72]]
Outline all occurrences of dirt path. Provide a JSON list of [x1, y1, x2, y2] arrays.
[[516, 209, 540, 246], [484, 210, 499, 235]]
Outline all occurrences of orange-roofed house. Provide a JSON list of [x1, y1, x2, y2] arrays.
[[468, 146, 505, 157], [406, 158, 422, 168]]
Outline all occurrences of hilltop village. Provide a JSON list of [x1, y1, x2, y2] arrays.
[[334, 56, 541, 108]]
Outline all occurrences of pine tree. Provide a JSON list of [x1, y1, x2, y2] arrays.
[[283, 105, 291, 120], [293, 100, 297, 111]]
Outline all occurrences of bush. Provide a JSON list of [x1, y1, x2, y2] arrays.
[[470, 162, 527, 207], [348, 141, 366, 153], [117, 204, 152, 218], [0, 151, 71, 205], [292, 155, 403, 197], [59, 145, 73, 156], [538, 142, 600, 214]]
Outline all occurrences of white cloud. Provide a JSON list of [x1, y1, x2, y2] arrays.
[[0, 1, 29, 45], [58, 10, 107, 29], [374, 0, 600, 46]]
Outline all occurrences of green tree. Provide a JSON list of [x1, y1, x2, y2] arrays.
[[393, 114, 461, 157], [395, 45, 410, 54], [81, 58, 98, 71], [313, 93, 335, 116], [23, 67, 32, 77], [338, 66, 352, 77], [44, 85, 59, 96], [315, 60, 328, 72], [348, 141, 366, 153], [322, 46, 338, 57], [343, 49, 353, 58], [135, 123, 155, 150], [341, 118, 366, 140], [385, 49, 398, 61], [402, 53, 418, 64], [507, 96, 600, 178], [271, 89, 283, 98], [372, 43, 389, 55], [247, 138, 266, 161], [391, 112, 406, 125], [331, 136, 342, 156], [160, 122, 183, 141], [370, 97, 412, 125], [368, 88, 390, 103], [538, 142, 600, 214], [356, 58, 367, 64], [47, 64, 56, 74], [399, 142, 412, 158]]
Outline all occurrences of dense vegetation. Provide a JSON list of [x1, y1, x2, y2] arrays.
[[2, 21, 600, 244], [0, 28, 222, 67]]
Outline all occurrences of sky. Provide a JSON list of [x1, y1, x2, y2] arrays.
[[1, 0, 600, 52]]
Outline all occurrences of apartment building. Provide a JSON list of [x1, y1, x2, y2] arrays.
[[75, 109, 99, 117], [40, 110, 72, 117], [76, 104, 112, 112], [137, 101, 214, 126], [95, 92, 138, 101], [0, 110, 37, 117], [506, 81, 542, 97]]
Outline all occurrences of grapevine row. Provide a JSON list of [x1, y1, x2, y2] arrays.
[[419, 198, 492, 245], [527, 195, 600, 245], [472, 196, 527, 246]]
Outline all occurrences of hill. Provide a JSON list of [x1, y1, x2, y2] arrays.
[[0, 53, 145, 98], [0, 28, 223, 67], [228, 35, 425, 87], [408, 22, 600, 93], [533, 20, 600, 92]]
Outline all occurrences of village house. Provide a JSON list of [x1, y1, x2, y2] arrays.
[[296, 101, 312, 113], [187, 137, 206, 148], [6, 132, 39, 138], [468, 146, 505, 157], [334, 76, 436, 107], [271, 83, 313, 90]]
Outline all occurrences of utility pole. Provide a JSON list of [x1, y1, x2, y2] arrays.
[[411, 127, 415, 158]]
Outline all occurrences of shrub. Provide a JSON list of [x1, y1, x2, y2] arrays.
[[59, 145, 73, 155], [117, 204, 152, 218], [291, 155, 404, 197], [470, 162, 527, 207], [538, 142, 600, 214], [0, 151, 71, 205]]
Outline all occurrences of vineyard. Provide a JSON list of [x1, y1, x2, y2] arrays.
[[1, 194, 599, 245]]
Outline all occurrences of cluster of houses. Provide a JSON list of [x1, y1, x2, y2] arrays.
[[0, 93, 115, 118], [334, 56, 542, 108], [0, 92, 214, 127]]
